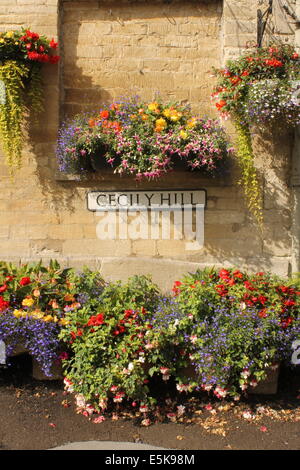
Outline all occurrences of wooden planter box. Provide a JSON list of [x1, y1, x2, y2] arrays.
[[7, 343, 63, 381]]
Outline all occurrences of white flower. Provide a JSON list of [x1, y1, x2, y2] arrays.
[[202, 383, 213, 392], [241, 368, 251, 379], [190, 335, 197, 344], [240, 383, 248, 391], [138, 356, 145, 363], [162, 374, 170, 381], [128, 362, 134, 371], [177, 405, 186, 417], [242, 410, 255, 420]]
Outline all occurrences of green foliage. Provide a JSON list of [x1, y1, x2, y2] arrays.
[[235, 121, 263, 226], [0, 60, 44, 175]]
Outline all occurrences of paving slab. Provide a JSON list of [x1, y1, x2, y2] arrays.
[[51, 441, 170, 450]]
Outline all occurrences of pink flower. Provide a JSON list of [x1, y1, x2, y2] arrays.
[[139, 404, 149, 413], [93, 415, 106, 424], [141, 418, 151, 426]]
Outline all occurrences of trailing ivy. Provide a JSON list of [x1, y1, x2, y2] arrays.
[[0, 60, 43, 174], [234, 120, 263, 227]]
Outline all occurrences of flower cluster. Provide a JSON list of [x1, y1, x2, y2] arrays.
[[212, 44, 300, 126], [0, 261, 105, 374], [0, 28, 60, 64], [56, 96, 233, 179], [59, 267, 300, 421], [211, 44, 300, 224]]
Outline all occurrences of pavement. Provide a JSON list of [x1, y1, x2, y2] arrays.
[[51, 441, 170, 450]]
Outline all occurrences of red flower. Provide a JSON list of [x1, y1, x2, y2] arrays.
[[284, 299, 296, 307], [219, 269, 230, 280], [87, 313, 104, 326], [216, 284, 228, 297], [265, 58, 283, 67], [244, 281, 255, 291], [0, 284, 7, 293], [0, 296, 9, 312], [216, 100, 227, 111], [281, 317, 293, 328], [230, 76, 241, 85], [172, 281, 182, 295], [292, 53, 299, 60], [5, 276, 14, 282], [25, 30, 39, 41], [233, 270, 243, 279], [241, 71, 250, 76], [100, 110, 109, 119], [50, 38, 58, 49], [49, 55, 60, 64], [124, 309, 133, 319], [26, 43, 32, 50], [20, 277, 31, 286], [258, 295, 267, 305], [258, 309, 268, 318]]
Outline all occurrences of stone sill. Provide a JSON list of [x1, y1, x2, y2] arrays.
[[54, 170, 234, 187]]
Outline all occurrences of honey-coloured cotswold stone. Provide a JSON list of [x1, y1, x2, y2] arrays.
[[0, 0, 296, 282]]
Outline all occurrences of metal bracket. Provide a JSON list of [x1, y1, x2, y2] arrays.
[[257, 0, 273, 47]]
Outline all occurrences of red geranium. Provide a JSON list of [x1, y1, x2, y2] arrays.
[[0, 284, 7, 293], [20, 277, 31, 286], [87, 313, 104, 327]]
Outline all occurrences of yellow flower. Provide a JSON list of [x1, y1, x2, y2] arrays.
[[5, 31, 14, 38], [141, 114, 149, 121], [187, 118, 197, 129], [148, 102, 159, 112], [64, 294, 75, 302], [31, 311, 44, 320], [22, 297, 34, 307], [43, 315, 54, 322], [14, 41, 19, 45], [163, 108, 171, 118], [59, 318, 70, 326], [0, 39, 5, 44], [13, 309, 24, 318], [155, 118, 167, 129], [169, 110, 182, 122], [180, 130, 188, 140]]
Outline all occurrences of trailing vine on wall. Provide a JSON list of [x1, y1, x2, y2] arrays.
[[0, 28, 60, 176]]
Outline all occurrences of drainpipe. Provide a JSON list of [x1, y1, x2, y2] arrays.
[[291, 0, 300, 274]]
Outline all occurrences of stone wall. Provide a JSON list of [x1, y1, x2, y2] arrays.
[[0, 0, 297, 289]]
